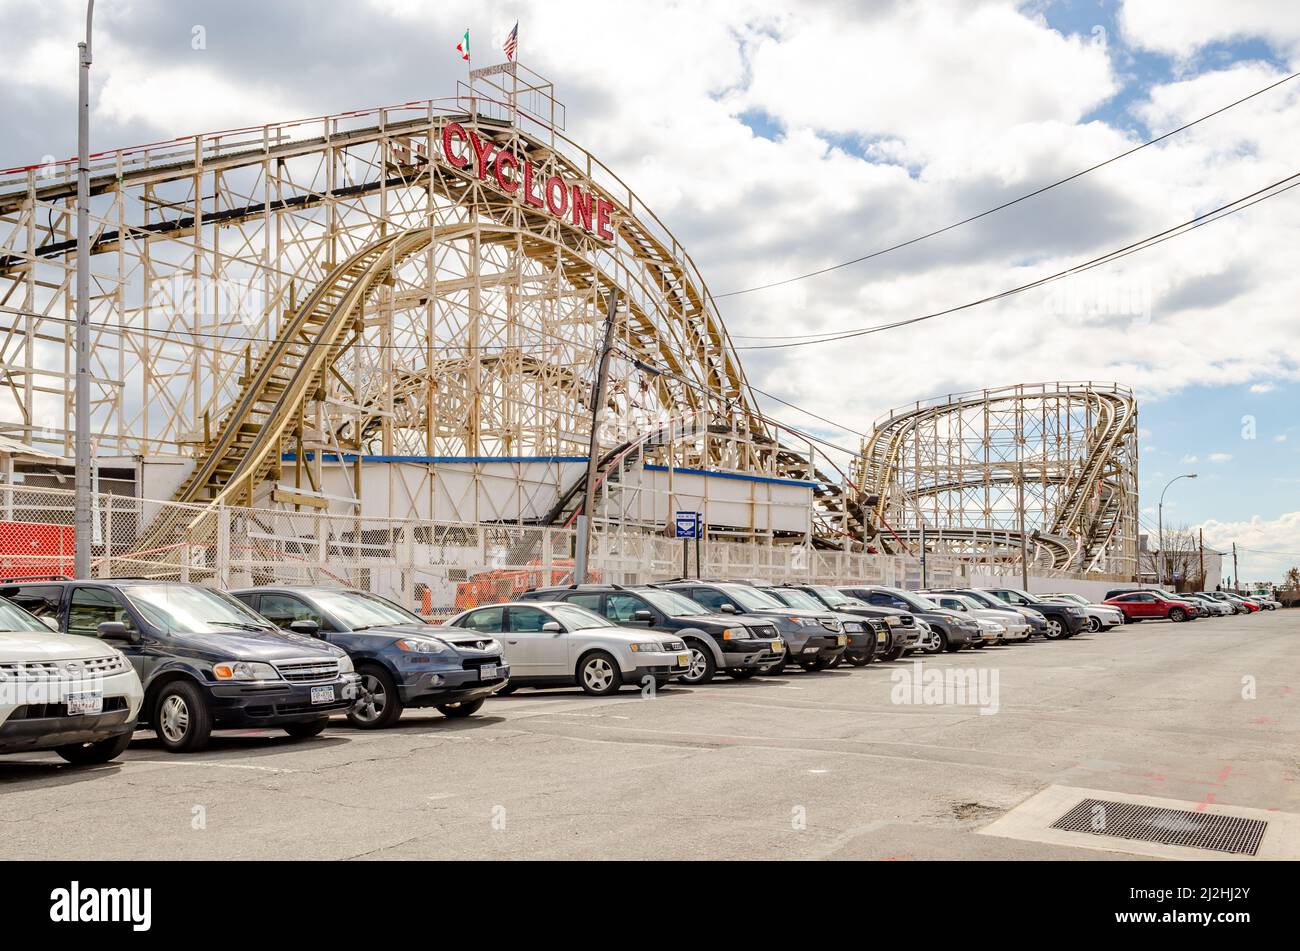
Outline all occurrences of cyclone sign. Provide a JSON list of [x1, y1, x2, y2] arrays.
[[440, 121, 616, 243]]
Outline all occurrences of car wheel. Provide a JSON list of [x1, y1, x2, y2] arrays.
[[55, 730, 132, 765], [944, 638, 963, 653], [347, 665, 404, 729], [438, 697, 486, 718], [797, 658, 820, 671], [822, 652, 844, 669], [1087, 616, 1102, 633], [923, 631, 947, 654], [678, 641, 716, 685], [765, 656, 788, 675], [1169, 607, 1187, 622], [728, 668, 761, 680], [494, 683, 518, 696], [883, 644, 905, 661], [846, 650, 872, 667], [1044, 618, 1065, 639], [284, 719, 328, 739], [577, 651, 623, 695], [154, 680, 213, 753], [971, 640, 986, 649]]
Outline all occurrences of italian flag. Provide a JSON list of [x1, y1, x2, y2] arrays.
[[456, 29, 469, 61]]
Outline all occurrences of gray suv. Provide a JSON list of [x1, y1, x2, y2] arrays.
[[838, 585, 981, 653], [656, 581, 846, 673]]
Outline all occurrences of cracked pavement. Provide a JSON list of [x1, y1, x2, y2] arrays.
[[0, 611, 1295, 859]]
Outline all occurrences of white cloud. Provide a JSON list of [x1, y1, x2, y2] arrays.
[[1207, 451, 1233, 462], [1249, 382, 1275, 393], [1199, 510, 1300, 583], [1119, 0, 1300, 60], [1180, 454, 1199, 463], [1275, 434, 1289, 442]]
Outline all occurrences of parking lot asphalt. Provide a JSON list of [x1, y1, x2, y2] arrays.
[[1, 611, 1295, 860]]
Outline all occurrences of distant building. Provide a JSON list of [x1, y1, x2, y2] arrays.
[[1138, 533, 1224, 591]]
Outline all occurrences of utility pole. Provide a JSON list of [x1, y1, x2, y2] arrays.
[[1198, 527, 1205, 590], [1158, 472, 1197, 588], [74, 0, 95, 579], [1017, 461, 1029, 591], [1232, 542, 1239, 594], [574, 288, 619, 584], [919, 522, 927, 589]]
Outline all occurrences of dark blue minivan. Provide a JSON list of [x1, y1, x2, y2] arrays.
[[231, 586, 509, 728]]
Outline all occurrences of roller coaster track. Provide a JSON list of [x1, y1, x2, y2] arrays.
[[856, 382, 1138, 572]]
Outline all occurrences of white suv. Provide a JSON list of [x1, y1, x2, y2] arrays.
[[447, 601, 690, 696], [0, 597, 144, 765]]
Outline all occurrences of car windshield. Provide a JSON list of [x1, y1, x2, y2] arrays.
[[0, 598, 50, 633], [952, 595, 986, 612], [639, 589, 709, 617], [768, 588, 822, 610], [810, 585, 852, 607], [718, 584, 783, 610], [551, 604, 615, 630], [123, 584, 277, 634], [889, 589, 939, 611], [956, 590, 1000, 608], [311, 590, 423, 629]]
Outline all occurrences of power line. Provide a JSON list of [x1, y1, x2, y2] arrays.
[[716, 67, 1300, 300], [730, 169, 1300, 351]]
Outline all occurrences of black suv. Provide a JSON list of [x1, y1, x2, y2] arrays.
[[519, 584, 786, 684], [776, 583, 919, 661], [963, 587, 1087, 639], [0, 580, 360, 752], [654, 580, 846, 674], [754, 585, 883, 666]]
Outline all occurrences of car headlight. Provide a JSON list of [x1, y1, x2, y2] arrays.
[[214, 661, 280, 681], [787, 617, 817, 627], [629, 642, 664, 652], [842, 622, 863, 632], [885, 616, 900, 626], [721, 627, 751, 640], [395, 638, 449, 654], [1068, 607, 1086, 617], [336, 654, 354, 675]]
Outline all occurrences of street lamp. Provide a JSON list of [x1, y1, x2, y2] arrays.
[[74, 0, 95, 579], [1157, 473, 1197, 588]]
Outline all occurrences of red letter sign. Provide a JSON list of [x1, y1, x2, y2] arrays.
[[442, 122, 469, 170]]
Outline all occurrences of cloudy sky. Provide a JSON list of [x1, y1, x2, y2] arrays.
[[2, 0, 1298, 584]]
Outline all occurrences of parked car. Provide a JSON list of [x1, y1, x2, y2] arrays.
[[775, 583, 922, 661], [1218, 593, 1260, 613], [970, 587, 1089, 639], [445, 601, 690, 695], [922, 591, 1031, 643], [231, 586, 508, 728], [837, 585, 982, 653], [1038, 592, 1125, 631], [518, 583, 785, 684], [940, 588, 1051, 637], [655, 580, 846, 673], [0, 596, 144, 765], [755, 585, 882, 666], [1240, 595, 1276, 611], [1181, 593, 1233, 617], [0, 580, 359, 753], [1103, 590, 1201, 622]]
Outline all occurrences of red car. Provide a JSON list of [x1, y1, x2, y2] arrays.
[[1104, 591, 1201, 622]]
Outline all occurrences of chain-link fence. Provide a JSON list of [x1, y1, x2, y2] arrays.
[[0, 483, 970, 617]]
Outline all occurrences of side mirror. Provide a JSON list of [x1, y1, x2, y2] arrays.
[[632, 610, 654, 623], [542, 621, 563, 633], [289, 619, 322, 637], [97, 620, 139, 644], [719, 603, 737, 614]]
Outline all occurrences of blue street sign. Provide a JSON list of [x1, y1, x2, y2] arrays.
[[674, 511, 700, 538]]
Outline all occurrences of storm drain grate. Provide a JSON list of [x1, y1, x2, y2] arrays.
[[1051, 798, 1266, 856]]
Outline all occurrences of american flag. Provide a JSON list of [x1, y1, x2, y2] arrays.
[[503, 22, 518, 61]]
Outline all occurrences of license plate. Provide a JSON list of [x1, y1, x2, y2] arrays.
[[676, 654, 689, 666], [66, 692, 102, 716], [771, 641, 784, 652], [837, 635, 847, 646], [310, 685, 335, 705], [802, 645, 818, 654], [876, 631, 887, 644], [480, 664, 498, 681]]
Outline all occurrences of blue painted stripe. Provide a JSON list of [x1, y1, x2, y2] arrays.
[[642, 464, 817, 489], [281, 453, 588, 464]]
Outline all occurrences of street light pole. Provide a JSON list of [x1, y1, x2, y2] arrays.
[[574, 288, 619, 584], [74, 0, 95, 579], [1157, 472, 1197, 588]]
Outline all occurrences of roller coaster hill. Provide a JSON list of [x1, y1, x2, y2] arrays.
[[0, 66, 1138, 587]]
